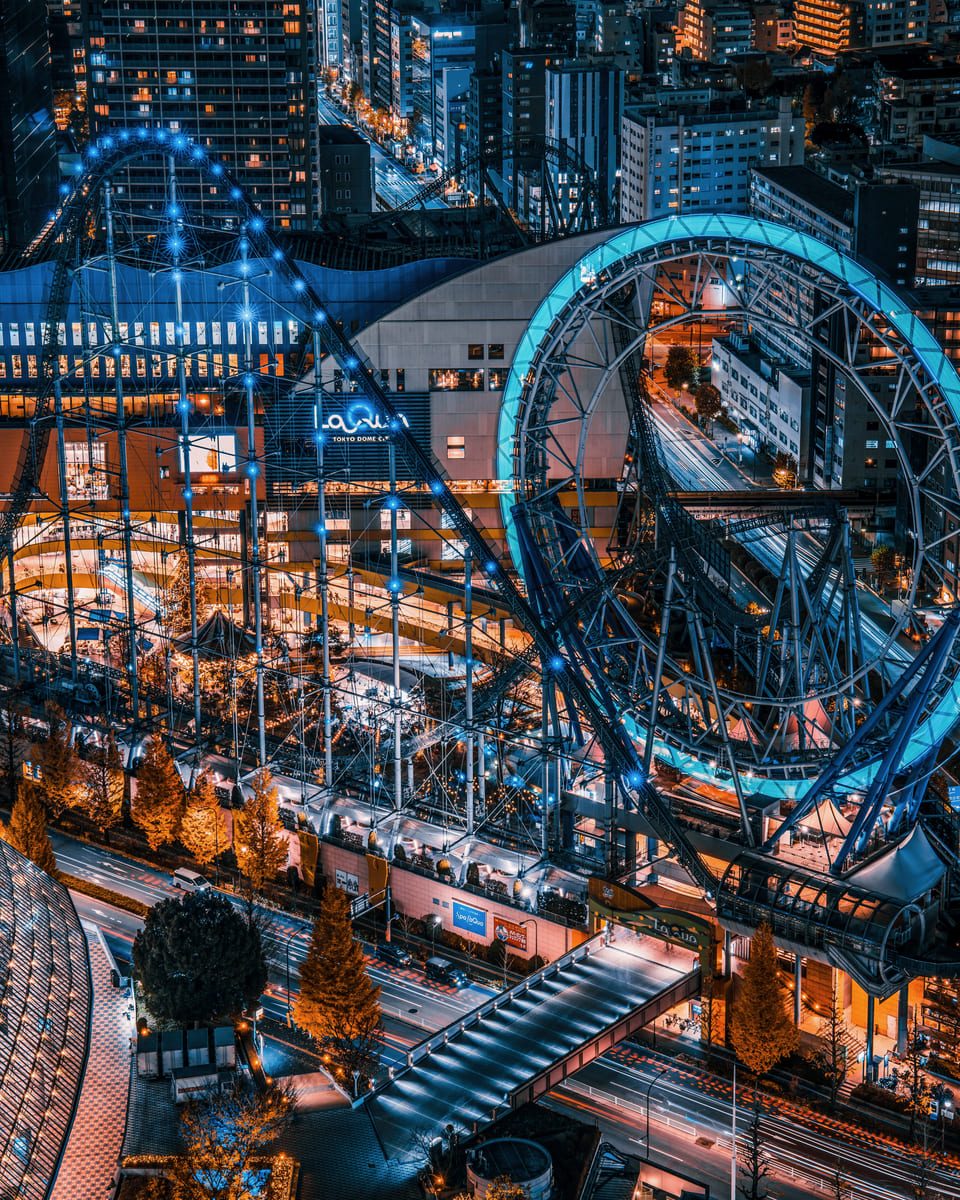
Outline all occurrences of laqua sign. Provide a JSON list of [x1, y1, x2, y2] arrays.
[[323, 403, 410, 445], [452, 900, 487, 937]]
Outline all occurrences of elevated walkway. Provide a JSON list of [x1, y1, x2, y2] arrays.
[[365, 932, 700, 1160]]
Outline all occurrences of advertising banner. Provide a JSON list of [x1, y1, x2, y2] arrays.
[[493, 917, 527, 952], [452, 900, 486, 937], [335, 868, 360, 896]]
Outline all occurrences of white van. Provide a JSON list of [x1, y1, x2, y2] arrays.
[[172, 868, 210, 893]]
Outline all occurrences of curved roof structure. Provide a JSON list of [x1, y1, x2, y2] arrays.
[[0, 841, 90, 1199]]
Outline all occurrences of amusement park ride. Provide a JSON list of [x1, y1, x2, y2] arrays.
[[7, 127, 960, 998]]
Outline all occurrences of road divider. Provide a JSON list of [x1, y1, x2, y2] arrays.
[[62, 872, 150, 918]]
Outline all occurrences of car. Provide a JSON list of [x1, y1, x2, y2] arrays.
[[425, 955, 469, 988], [172, 868, 210, 893], [376, 942, 413, 968]]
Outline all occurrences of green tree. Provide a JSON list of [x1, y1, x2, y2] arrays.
[[179, 770, 227, 870], [133, 736, 185, 851], [664, 344, 698, 391], [730, 922, 798, 1076], [694, 382, 723, 428], [6, 788, 58, 875], [133, 890, 266, 1025], [871, 544, 896, 586], [293, 885, 382, 1075], [83, 732, 125, 841], [39, 704, 82, 818], [142, 1080, 292, 1200], [234, 769, 287, 892]]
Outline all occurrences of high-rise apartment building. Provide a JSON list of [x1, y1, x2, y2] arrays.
[[678, 0, 753, 63], [0, 1, 60, 251], [619, 96, 801, 222], [84, 0, 318, 229], [545, 59, 623, 207], [793, 0, 863, 55]]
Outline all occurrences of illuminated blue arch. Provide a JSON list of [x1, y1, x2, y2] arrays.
[[496, 212, 960, 801]]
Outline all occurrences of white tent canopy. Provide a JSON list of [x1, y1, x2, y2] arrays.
[[798, 797, 852, 839], [846, 824, 947, 902]]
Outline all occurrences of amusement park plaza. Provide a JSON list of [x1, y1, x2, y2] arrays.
[[6, 119, 960, 1200]]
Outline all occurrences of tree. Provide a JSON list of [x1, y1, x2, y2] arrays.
[[148, 1081, 293, 1200], [452, 1179, 530, 1200], [871, 544, 896, 587], [694, 382, 723, 428], [133, 890, 266, 1025], [133, 736, 185, 851], [83, 732, 125, 841], [664, 344, 698, 391], [179, 770, 227, 870], [701, 960, 722, 1053], [39, 704, 82, 818], [813, 984, 849, 1110], [903, 1019, 931, 1139], [0, 691, 26, 808], [234, 769, 287, 892], [165, 551, 208, 636], [738, 1094, 771, 1200], [773, 451, 798, 488], [293, 885, 382, 1076], [730, 922, 798, 1077], [5, 788, 58, 875]]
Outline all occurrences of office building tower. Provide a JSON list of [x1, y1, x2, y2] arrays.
[[545, 59, 623, 208], [678, 0, 753, 63], [84, 0, 318, 229], [0, 0, 59, 251]]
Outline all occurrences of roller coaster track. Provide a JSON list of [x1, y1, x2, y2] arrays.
[[15, 127, 713, 893]]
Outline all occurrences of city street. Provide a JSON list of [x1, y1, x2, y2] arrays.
[[316, 92, 446, 211], [57, 831, 960, 1198]]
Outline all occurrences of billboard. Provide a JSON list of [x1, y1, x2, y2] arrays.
[[182, 433, 237, 475], [452, 900, 486, 938], [493, 917, 527, 952]]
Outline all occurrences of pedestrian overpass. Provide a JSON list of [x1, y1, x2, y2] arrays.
[[364, 932, 700, 1161]]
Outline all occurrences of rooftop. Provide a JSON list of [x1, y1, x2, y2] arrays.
[[751, 164, 852, 224], [0, 843, 92, 1200], [317, 125, 369, 147], [50, 926, 133, 1200]]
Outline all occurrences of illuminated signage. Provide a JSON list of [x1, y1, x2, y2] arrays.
[[493, 917, 527, 951], [452, 900, 486, 936], [322, 403, 410, 444]]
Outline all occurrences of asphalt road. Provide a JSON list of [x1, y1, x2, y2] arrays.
[[62, 833, 958, 1197], [548, 1047, 960, 1200], [53, 830, 493, 1066], [315, 93, 445, 211]]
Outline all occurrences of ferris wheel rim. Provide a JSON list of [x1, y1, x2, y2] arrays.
[[496, 214, 960, 800]]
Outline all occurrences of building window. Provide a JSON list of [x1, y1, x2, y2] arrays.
[[63, 441, 109, 499], [488, 343, 504, 360], [488, 368, 507, 390], [468, 344, 484, 360], [396, 369, 405, 392], [447, 435, 465, 459], [428, 368, 483, 391]]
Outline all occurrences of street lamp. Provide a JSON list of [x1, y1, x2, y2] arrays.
[[643, 1064, 671, 1159]]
